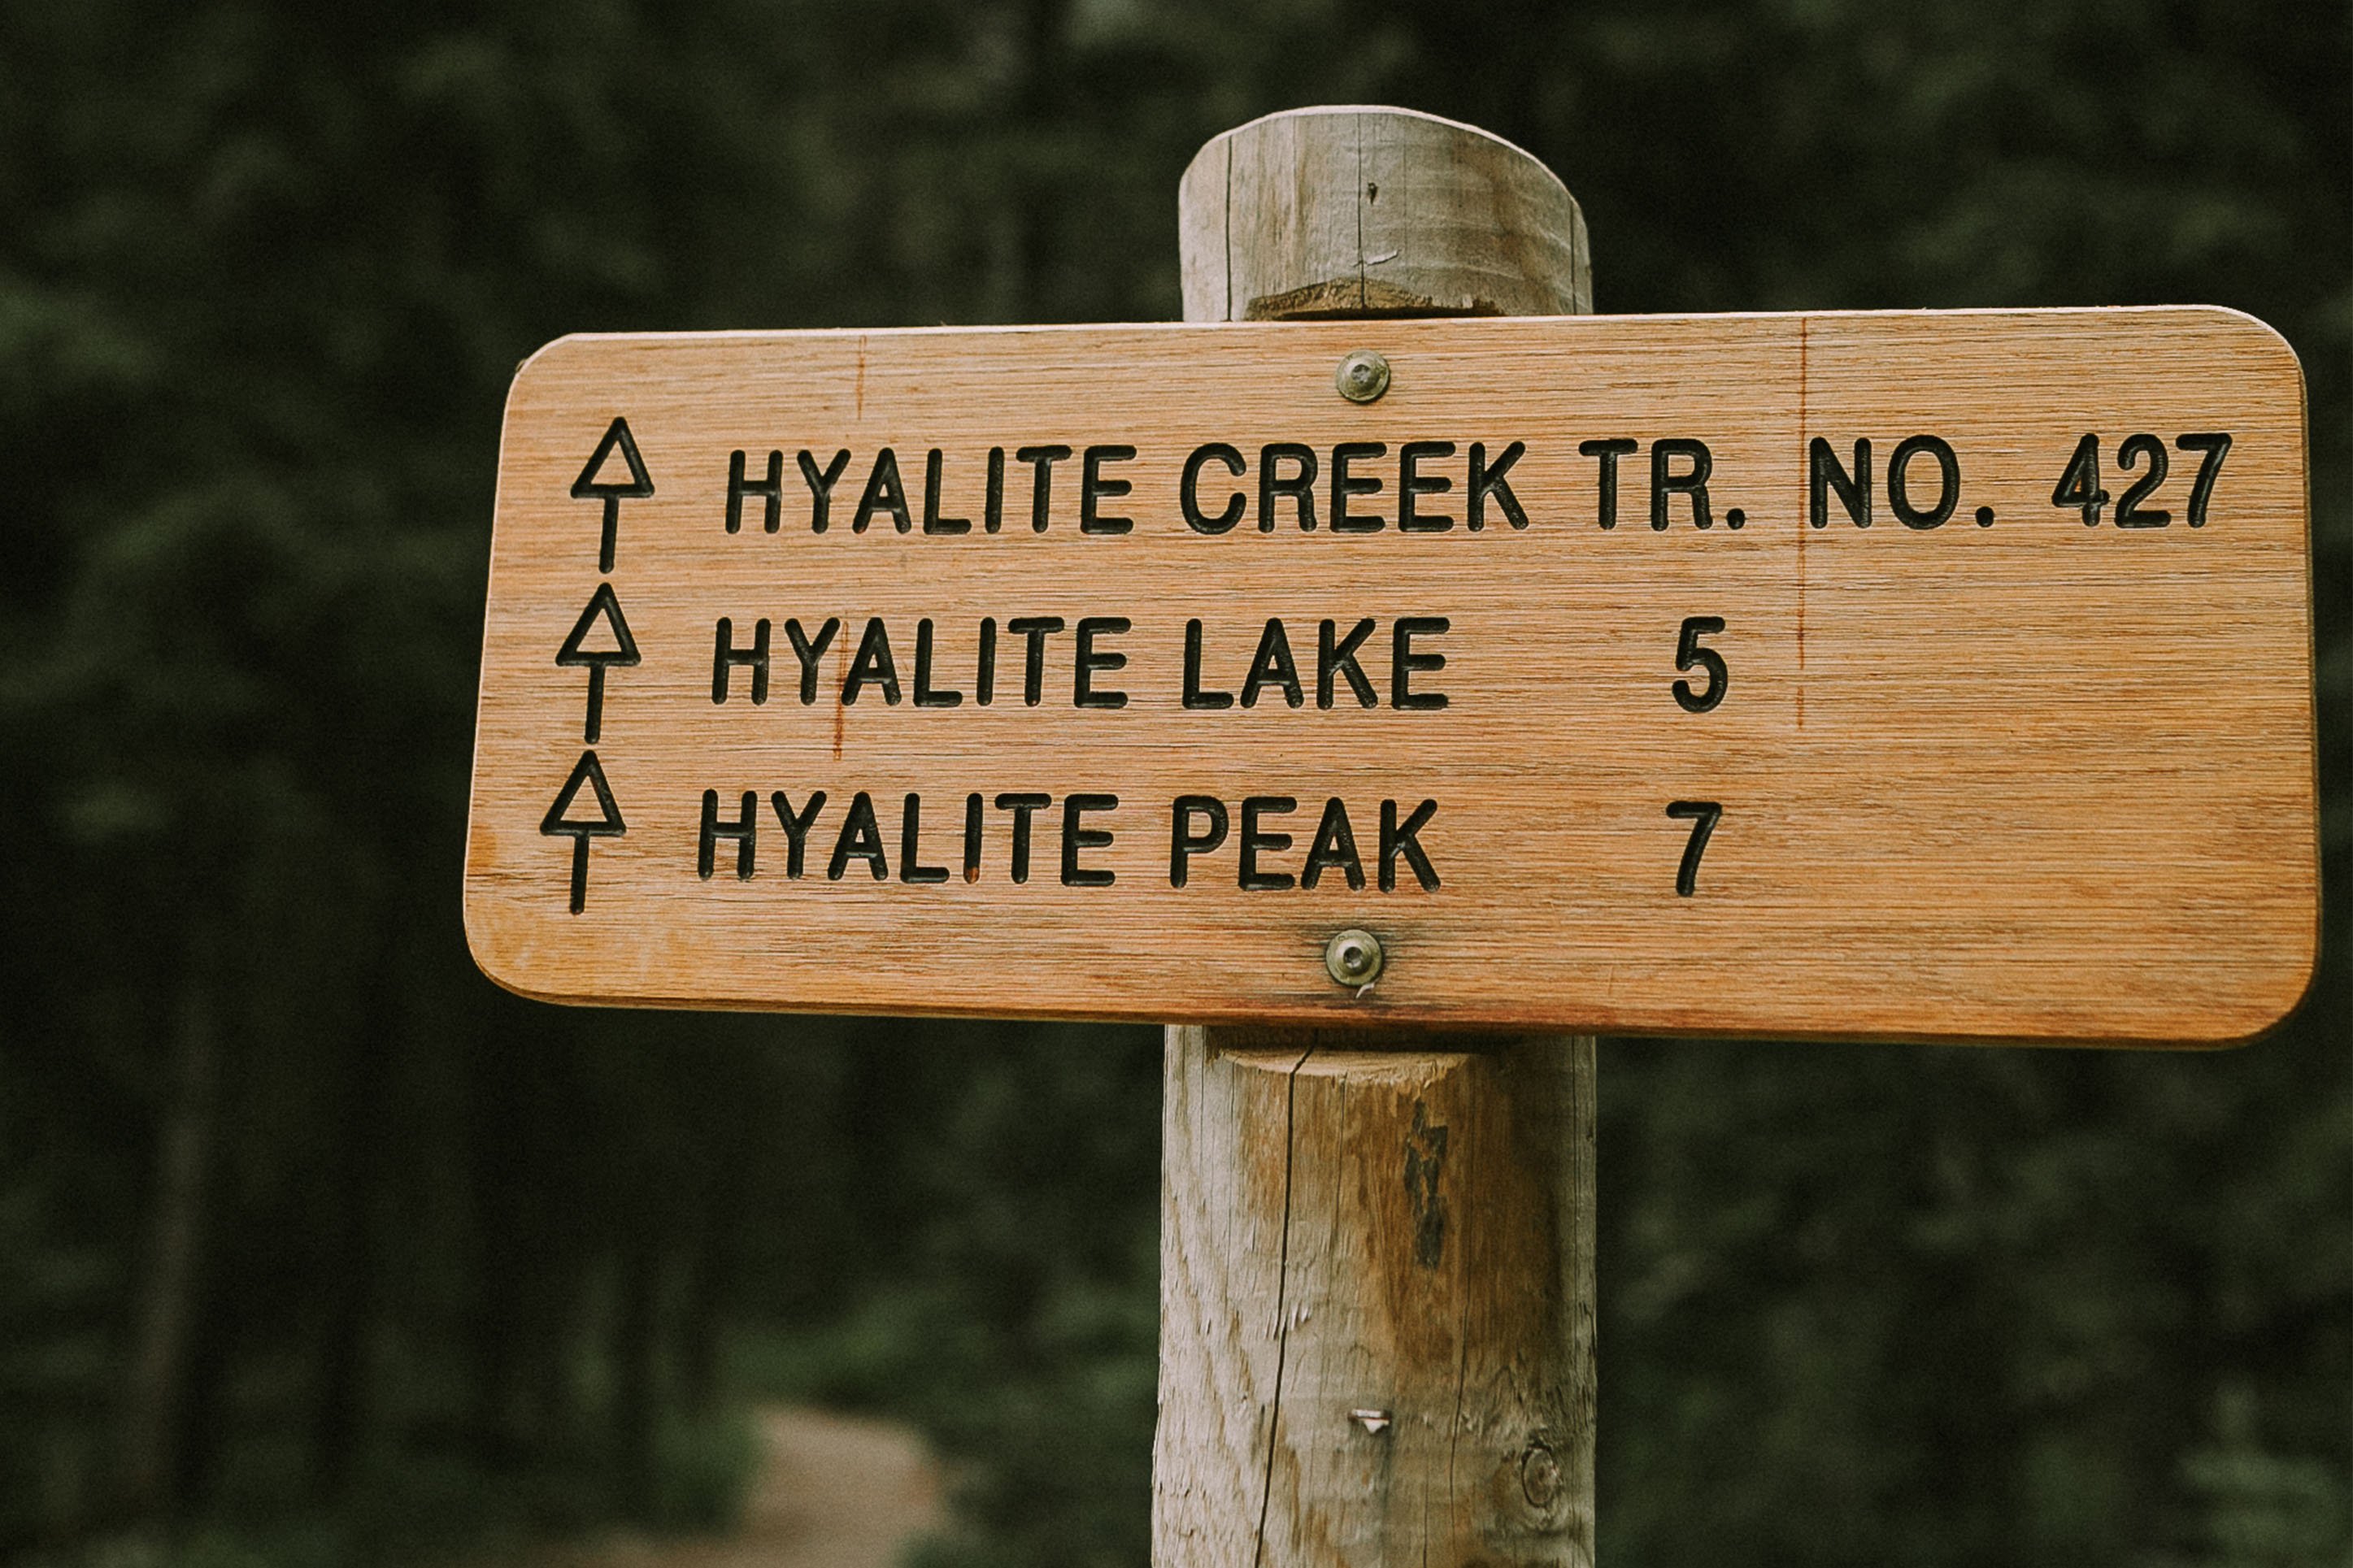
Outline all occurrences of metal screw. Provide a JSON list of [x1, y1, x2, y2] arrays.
[[1324, 927, 1384, 988], [1334, 349, 1390, 403]]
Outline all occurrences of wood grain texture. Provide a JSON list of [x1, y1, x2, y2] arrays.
[[1179, 106, 1590, 322], [1163, 110, 1593, 1568], [1154, 1033, 1597, 1566], [463, 309, 2315, 1045]]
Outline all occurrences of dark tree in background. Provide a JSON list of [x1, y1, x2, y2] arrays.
[[0, 2, 2342, 1565]]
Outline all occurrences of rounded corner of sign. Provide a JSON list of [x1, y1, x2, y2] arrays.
[[2190, 949, 2322, 1053], [460, 891, 555, 1007], [507, 333, 594, 395], [472, 951, 591, 1013], [2186, 305, 2306, 381]]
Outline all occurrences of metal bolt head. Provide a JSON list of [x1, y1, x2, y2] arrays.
[[1334, 349, 1390, 403], [1324, 927, 1384, 988]]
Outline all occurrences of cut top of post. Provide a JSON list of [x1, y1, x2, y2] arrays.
[[1178, 105, 1592, 324]]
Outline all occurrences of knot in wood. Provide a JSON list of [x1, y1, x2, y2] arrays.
[[1519, 1440, 1563, 1509]]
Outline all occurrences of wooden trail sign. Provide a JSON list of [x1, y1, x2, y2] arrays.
[[463, 306, 2314, 1045]]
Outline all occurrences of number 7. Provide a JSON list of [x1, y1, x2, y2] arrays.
[[2176, 432, 2231, 528], [1665, 801, 1721, 897]]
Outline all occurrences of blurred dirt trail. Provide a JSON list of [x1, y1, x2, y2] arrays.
[[483, 1406, 942, 1568]]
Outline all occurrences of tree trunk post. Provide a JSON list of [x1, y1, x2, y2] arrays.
[[1154, 107, 1598, 1568]]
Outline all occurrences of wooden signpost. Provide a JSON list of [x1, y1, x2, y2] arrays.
[[463, 107, 2315, 1566]]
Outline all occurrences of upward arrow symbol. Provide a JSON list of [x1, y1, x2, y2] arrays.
[[540, 749, 627, 914], [571, 417, 655, 571], [555, 583, 642, 742]]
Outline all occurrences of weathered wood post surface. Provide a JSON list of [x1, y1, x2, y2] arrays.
[[1155, 107, 1599, 1568]]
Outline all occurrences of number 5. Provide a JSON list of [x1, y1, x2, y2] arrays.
[[1673, 616, 1728, 713]]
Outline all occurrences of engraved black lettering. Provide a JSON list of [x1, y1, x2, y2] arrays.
[[1238, 796, 1296, 891], [1809, 437, 1871, 528], [541, 749, 625, 914], [962, 792, 983, 881], [827, 791, 889, 880], [798, 448, 852, 533], [1169, 795, 1228, 887], [1183, 619, 1234, 710], [995, 793, 1050, 883], [1888, 435, 1959, 528], [1380, 798, 1440, 891], [1259, 442, 1319, 531], [2113, 434, 2172, 528], [1580, 438, 1638, 530], [698, 789, 758, 880], [1318, 618, 1378, 709], [1391, 618, 1449, 710], [852, 448, 914, 533], [1007, 616, 1065, 706], [1331, 441, 1386, 532], [728, 449, 784, 534], [1242, 619, 1304, 709], [2177, 433, 2231, 528], [922, 449, 972, 535], [1398, 441, 1456, 532], [984, 446, 1007, 533], [899, 793, 949, 883], [1074, 617, 1130, 709], [1081, 445, 1136, 534], [1651, 438, 1713, 530], [1672, 616, 1728, 713], [711, 616, 771, 705], [1181, 443, 1247, 533], [572, 417, 655, 572], [976, 617, 998, 706], [1468, 441, 1529, 530], [1061, 794, 1118, 887], [842, 618, 901, 705], [1015, 445, 1071, 532], [912, 619, 963, 707], [1666, 800, 1720, 896], [1301, 798, 1364, 890], [555, 581, 641, 743], [784, 617, 841, 704], [769, 790, 827, 879], [2052, 433, 2108, 526]]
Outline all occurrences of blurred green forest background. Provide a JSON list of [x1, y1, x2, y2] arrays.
[[1, 0, 2346, 1564]]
